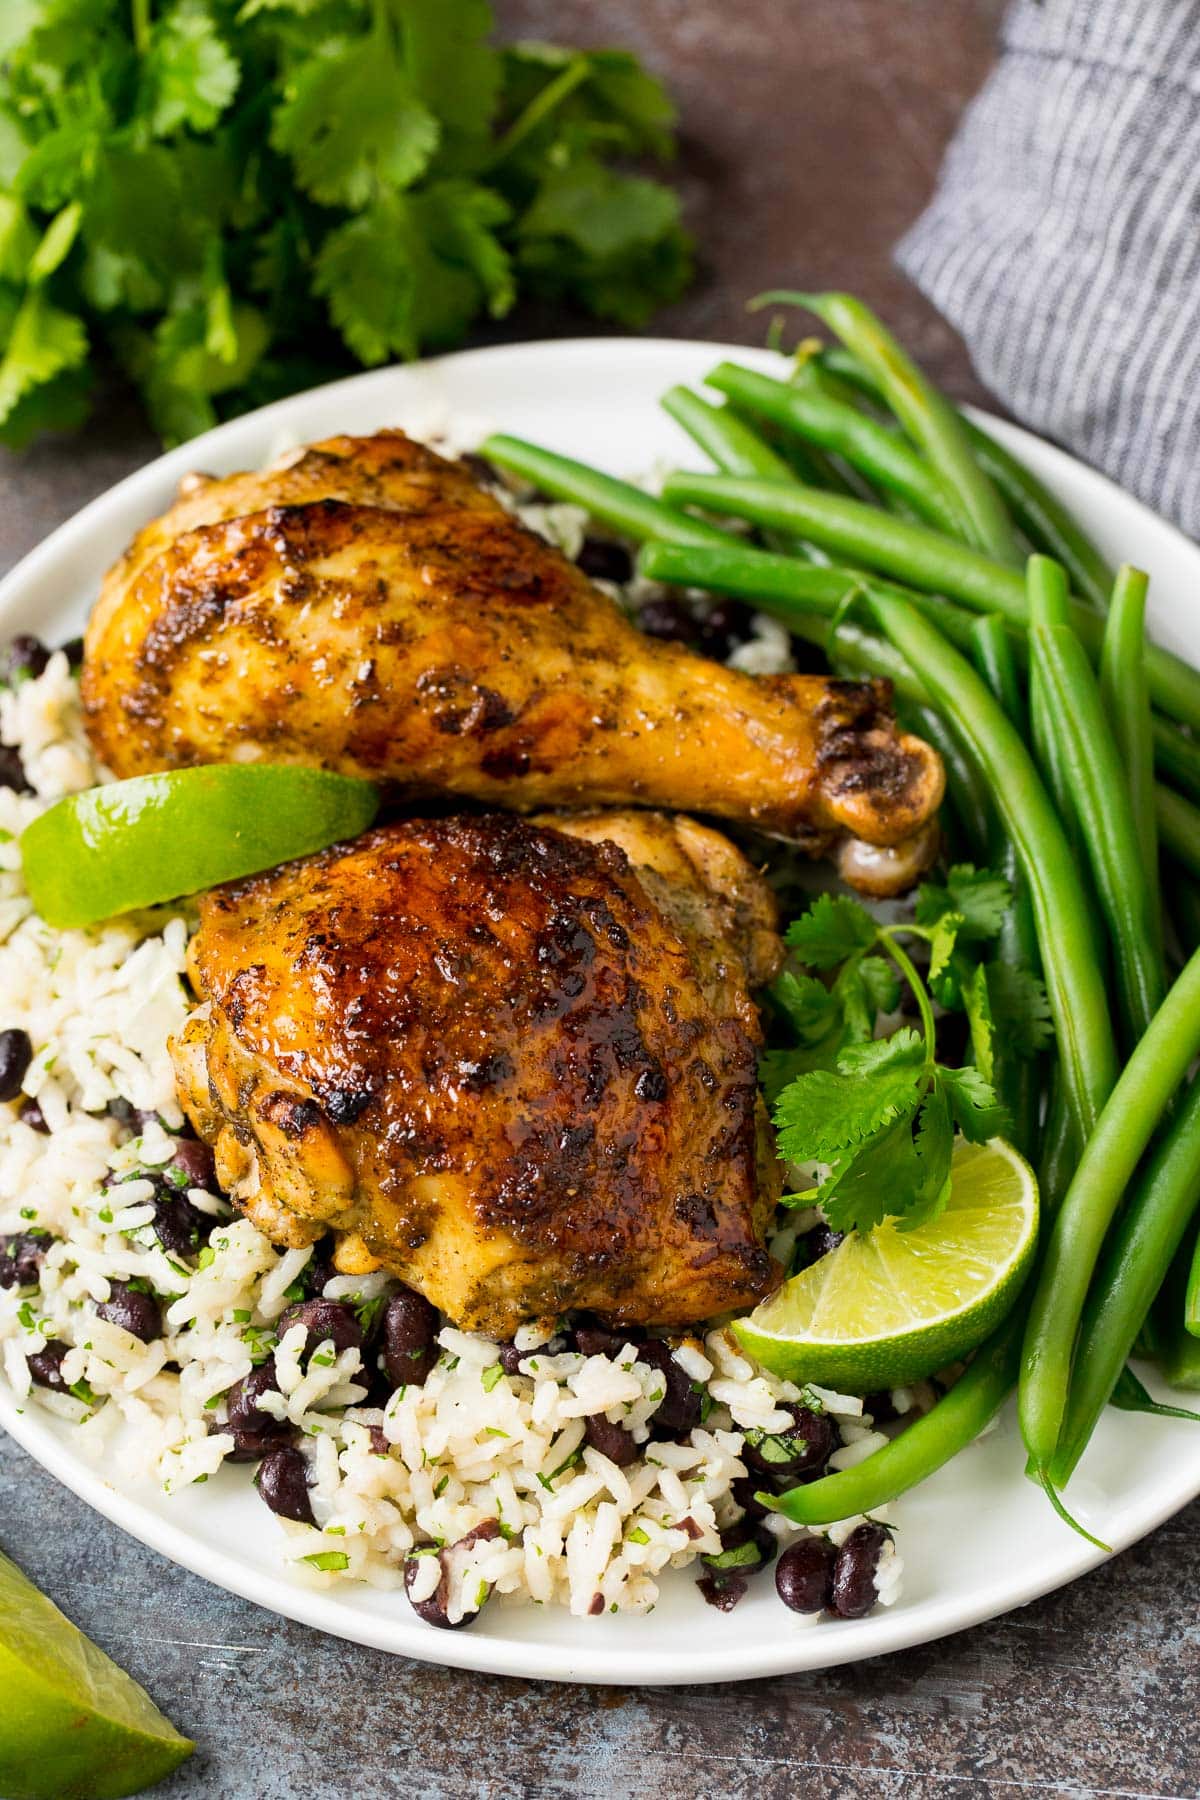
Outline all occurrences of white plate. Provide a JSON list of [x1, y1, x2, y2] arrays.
[[2, 337, 1199, 1687]]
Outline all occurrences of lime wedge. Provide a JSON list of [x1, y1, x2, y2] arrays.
[[0, 1548, 193, 1799], [735, 1137, 1038, 1390], [20, 763, 379, 928]]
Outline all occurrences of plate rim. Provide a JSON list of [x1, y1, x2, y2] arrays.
[[2, 333, 1199, 1686]]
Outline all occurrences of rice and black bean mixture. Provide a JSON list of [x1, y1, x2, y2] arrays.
[[0, 477, 910, 1632]]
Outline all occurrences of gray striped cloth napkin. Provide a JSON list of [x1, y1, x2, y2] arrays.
[[897, 0, 1200, 538]]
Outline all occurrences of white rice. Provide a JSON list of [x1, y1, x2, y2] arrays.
[[0, 503, 898, 1629]]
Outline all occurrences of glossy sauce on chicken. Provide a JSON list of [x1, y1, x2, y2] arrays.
[[83, 430, 942, 882], [172, 811, 785, 1335]]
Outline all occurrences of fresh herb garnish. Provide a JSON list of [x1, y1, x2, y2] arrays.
[[770, 879, 1047, 1236], [0, 3, 691, 449]]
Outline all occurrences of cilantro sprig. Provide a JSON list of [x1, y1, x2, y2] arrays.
[[770, 870, 1049, 1237], [0, 2, 693, 448]]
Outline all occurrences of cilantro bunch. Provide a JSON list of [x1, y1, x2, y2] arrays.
[[0, 1, 693, 447], [768, 869, 1052, 1237]]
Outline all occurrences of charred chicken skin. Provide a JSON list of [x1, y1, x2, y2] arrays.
[[170, 810, 784, 1335], [83, 430, 942, 884]]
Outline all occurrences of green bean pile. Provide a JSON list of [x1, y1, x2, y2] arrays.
[[482, 293, 1200, 1536]]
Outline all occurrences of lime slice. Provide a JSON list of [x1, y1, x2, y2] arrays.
[[0, 1548, 193, 1799], [20, 763, 379, 928], [735, 1137, 1038, 1391]]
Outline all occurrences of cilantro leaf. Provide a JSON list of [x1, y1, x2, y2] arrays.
[[926, 910, 964, 984], [785, 894, 878, 969], [960, 961, 995, 1083], [986, 962, 1054, 1058], [772, 1029, 925, 1165], [769, 970, 840, 1044], [939, 1064, 1009, 1144], [141, 1, 239, 139], [0, 3, 692, 444], [916, 866, 1010, 943], [820, 1110, 922, 1236], [0, 290, 89, 443], [902, 1082, 954, 1230], [271, 30, 441, 209]]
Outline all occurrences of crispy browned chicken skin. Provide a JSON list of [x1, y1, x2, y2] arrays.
[[83, 430, 942, 881], [170, 810, 784, 1334]]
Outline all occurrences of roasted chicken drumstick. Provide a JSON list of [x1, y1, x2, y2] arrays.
[[171, 810, 783, 1334], [83, 431, 942, 884]]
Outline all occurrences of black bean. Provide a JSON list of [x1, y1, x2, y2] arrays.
[[864, 1389, 900, 1425], [404, 1521, 499, 1630], [497, 1342, 525, 1375], [18, 1097, 49, 1134], [830, 1523, 890, 1619], [0, 746, 30, 794], [404, 1554, 461, 1630], [59, 636, 85, 669], [571, 1316, 644, 1358], [226, 1359, 287, 1436], [636, 596, 701, 647], [97, 1280, 161, 1344], [296, 1236, 337, 1300], [742, 1405, 839, 1484], [105, 1097, 158, 1130], [27, 1340, 69, 1391], [637, 1340, 702, 1435], [3, 635, 49, 684], [0, 1028, 34, 1103], [278, 1297, 362, 1360], [796, 1222, 844, 1269], [576, 537, 633, 584], [164, 1137, 215, 1190], [731, 1475, 772, 1522], [583, 1412, 638, 1468], [149, 1192, 211, 1258], [458, 451, 499, 489], [696, 598, 754, 660], [775, 1536, 837, 1614], [380, 1288, 437, 1388], [0, 1230, 50, 1289], [255, 1446, 314, 1524], [697, 1569, 749, 1611], [224, 1359, 291, 1460], [717, 1513, 778, 1569]]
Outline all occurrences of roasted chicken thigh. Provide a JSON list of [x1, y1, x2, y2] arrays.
[[170, 810, 783, 1334], [83, 431, 942, 883]]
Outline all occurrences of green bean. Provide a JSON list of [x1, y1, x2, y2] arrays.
[[1038, 1072, 1080, 1213], [1026, 557, 1083, 861], [1160, 1316, 1200, 1390], [1108, 1365, 1200, 1423], [969, 615, 1041, 1160], [660, 386, 799, 483], [1030, 558, 1164, 1049], [820, 347, 1115, 609], [1101, 567, 1162, 958], [1053, 1072, 1200, 1483], [660, 469, 1200, 733], [1157, 784, 1200, 879], [768, 1300, 1025, 1526], [969, 613, 1028, 740], [756, 291, 1021, 562], [636, 539, 983, 655], [863, 588, 1116, 1144], [480, 434, 731, 548], [703, 361, 968, 537], [1021, 947, 1200, 1497], [1168, 859, 1200, 954], [1153, 716, 1200, 802], [907, 703, 992, 864]]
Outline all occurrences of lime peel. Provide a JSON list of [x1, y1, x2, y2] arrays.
[[734, 1137, 1038, 1391], [0, 1547, 193, 1800], [20, 763, 379, 928]]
